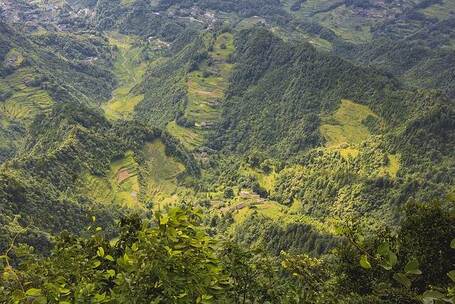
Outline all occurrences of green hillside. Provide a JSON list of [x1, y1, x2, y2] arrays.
[[320, 99, 380, 147], [0, 1, 454, 303], [0, 22, 115, 161], [166, 32, 235, 150], [0, 102, 197, 250]]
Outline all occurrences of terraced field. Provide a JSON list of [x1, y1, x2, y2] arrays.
[[78, 141, 187, 210], [0, 67, 54, 158], [79, 151, 141, 209], [284, 0, 373, 43], [0, 68, 53, 121], [226, 193, 334, 237], [319, 100, 400, 177], [110, 151, 141, 208], [102, 33, 147, 121], [166, 33, 235, 151], [419, 0, 455, 21], [141, 139, 186, 208], [320, 99, 379, 148], [166, 121, 205, 151]]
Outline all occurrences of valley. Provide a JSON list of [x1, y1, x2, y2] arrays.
[[0, 0, 454, 303], [102, 33, 146, 121]]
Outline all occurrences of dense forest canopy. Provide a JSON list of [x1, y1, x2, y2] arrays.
[[0, 0, 454, 303]]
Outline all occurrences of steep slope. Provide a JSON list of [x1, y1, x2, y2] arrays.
[[0, 3, 454, 304], [204, 27, 454, 223], [0, 102, 198, 251], [166, 32, 235, 151], [211, 27, 401, 156], [0, 22, 115, 161], [336, 17, 455, 98]]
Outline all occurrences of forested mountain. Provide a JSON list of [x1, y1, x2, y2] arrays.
[[0, 21, 115, 161], [0, 0, 454, 303]]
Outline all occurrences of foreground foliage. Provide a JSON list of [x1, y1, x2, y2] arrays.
[[1, 203, 453, 304]]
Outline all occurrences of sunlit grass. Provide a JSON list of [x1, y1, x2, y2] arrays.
[[141, 139, 186, 209], [320, 99, 378, 147], [166, 121, 205, 151], [78, 151, 142, 209], [103, 33, 147, 120]]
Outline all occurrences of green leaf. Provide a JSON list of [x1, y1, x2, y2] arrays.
[[377, 243, 397, 270], [160, 214, 169, 225], [25, 288, 42, 297], [97, 247, 105, 257], [422, 290, 445, 299], [451, 239, 455, 249], [404, 258, 422, 275], [393, 273, 411, 289], [377, 243, 390, 256], [94, 293, 106, 302], [387, 251, 397, 268], [177, 293, 188, 299], [92, 260, 101, 269], [378, 261, 392, 271], [131, 243, 139, 252], [59, 287, 71, 295], [105, 255, 114, 262], [2, 270, 10, 281], [105, 269, 116, 278], [360, 255, 371, 270], [447, 270, 455, 282]]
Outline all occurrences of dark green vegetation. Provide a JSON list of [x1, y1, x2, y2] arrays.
[[1, 204, 454, 303], [0, 21, 115, 161], [1, 0, 454, 303], [0, 102, 198, 252]]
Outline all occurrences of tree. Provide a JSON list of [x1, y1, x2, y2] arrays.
[[224, 187, 235, 199]]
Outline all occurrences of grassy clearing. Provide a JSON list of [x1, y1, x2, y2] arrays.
[[378, 154, 400, 178], [79, 151, 142, 209], [103, 94, 143, 121], [120, 0, 135, 5], [420, 0, 455, 20], [141, 139, 186, 209], [241, 166, 277, 193], [103, 33, 146, 120], [235, 17, 267, 31], [230, 198, 335, 235], [212, 32, 235, 61], [386, 154, 400, 177], [320, 99, 379, 148], [232, 201, 284, 224], [166, 121, 205, 151], [339, 147, 360, 159]]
